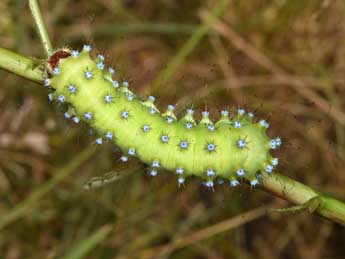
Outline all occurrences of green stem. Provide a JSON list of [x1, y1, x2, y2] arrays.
[[261, 173, 345, 225], [0, 47, 345, 225], [0, 47, 44, 83], [29, 0, 53, 56]]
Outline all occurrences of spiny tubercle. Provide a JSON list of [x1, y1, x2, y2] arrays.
[[45, 46, 281, 188]]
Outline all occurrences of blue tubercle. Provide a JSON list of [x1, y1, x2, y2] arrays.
[[234, 121, 242, 129], [186, 122, 193, 129], [97, 54, 105, 61], [259, 119, 269, 128], [250, 179, 259, 187], [207, 169, 215, 176], [207, 143, 216, 152], [269, 139, 277, 149], [84, 112, 92, 120], [180, 141, 188, 149], [176, 167, 184, 174], [112, 80, 119, 88], [68, 84, 76, 94], [83, 45, 92, 52], [109, 67, 115, 75], [275, 137, 282, 146], [161, 135, 169, 143], [44, 78, 50, 87], [121, 111, 129, 119], [265, 164, 273, 173], [237, 139, 247, 149], [104, 95, 112, 103], [71, 50, 79, 57], [64, 112, 71, 119], [208, 125, 215, 131], [143, 125, 150, 132], [149, 169, 158, 176], [202, 111, 209, 117], [53, 67, 60, 75], [272, 158, 279, 166], [166, 117, 174, 124], [167, 105, 175, 111], [237, 108, 245, 115], [150, 107, 156, 115], [72, 117, 80, 124], [128, 148, 136, 156], [127, 94, 134, 101], [85, 70, 93, 80], [178, 177, 185, 186], [152, 160, 160, 168], [236, 168, 245, 176], [96, 138, 103, 145], [230, 179, 240, 187], [105, 132, 113, 140], [97, 62, 105, 70], [57, 95, 65, 103], [120, 156, 128, 162], [205, 181, 214, 188], [221, 110, 229, 116]]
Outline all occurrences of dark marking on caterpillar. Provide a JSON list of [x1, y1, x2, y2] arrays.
[[47, 49, 71, 70]]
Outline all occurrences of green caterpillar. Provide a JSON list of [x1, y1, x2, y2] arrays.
[[44, 45, 281, 189]]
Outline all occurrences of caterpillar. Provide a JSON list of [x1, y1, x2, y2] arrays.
[[44, 45, 281, 189]]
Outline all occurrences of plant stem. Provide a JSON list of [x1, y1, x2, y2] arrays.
[[261, 173, 345, 225], [29, 0, 53, 56], [0, 47, 44, 83], [0, 47, 344, 225]]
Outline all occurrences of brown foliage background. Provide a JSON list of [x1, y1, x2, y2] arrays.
[[0, 0, 345, 258]]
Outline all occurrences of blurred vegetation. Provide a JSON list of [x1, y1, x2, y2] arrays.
[[1, 0, 345, 258]]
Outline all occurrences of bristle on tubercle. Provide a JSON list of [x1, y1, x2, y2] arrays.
[[45, 45, 282, 190]]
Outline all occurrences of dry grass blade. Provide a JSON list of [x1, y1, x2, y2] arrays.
[[0, 146, 96, 230], [151, 0, 230, 93], [61, 225, 113, 259], [139, 206, 269, 258], [200, 11, 345, 126]]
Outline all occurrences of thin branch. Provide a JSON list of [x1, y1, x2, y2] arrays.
[[29, 0, 53, 56], [0, 47, 44, 83], [139, 206, 269, 258]]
